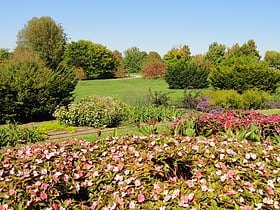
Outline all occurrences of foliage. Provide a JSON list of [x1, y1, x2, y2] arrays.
[[178, 90, 202, 109], [0, 133, 279, 209], [141, 57, 166, 79], [0, 123, 48, 148], [123, 104, 179, 124], [63, 40, 118, 79], [0, 48, 11, 63], [172, 110, 280, 145], [53, 96, 125, 128], [209, 62, 280, 93], [16, 16, 67, 69], [0, 51, 77, 123], [163, 45, 191, 67], [205, 42, 226, 66], [165, 59, 209, 89], [204, 89, 272, 110], [264, 50, 280, 67], [146, 88, 170, 106], [122, 47, 147, 73]]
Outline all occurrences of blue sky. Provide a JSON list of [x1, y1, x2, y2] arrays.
[[1, 0, 279, 57]]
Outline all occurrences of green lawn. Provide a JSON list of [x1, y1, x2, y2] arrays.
[[74, 77, 185, 103]]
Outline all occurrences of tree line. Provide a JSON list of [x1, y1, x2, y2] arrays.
[[1, 16, 280, 123]]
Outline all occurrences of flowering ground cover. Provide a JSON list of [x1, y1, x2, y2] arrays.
[[171, 110, 280, 145], [0, 133, 279, 209]]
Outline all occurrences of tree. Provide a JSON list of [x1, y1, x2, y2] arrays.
[[0, 49, 77, 123], [205, 42, 226, 66], [165, 59, 209, 89], [16, 16, 67, 69], [163, 45, 191, 66], [141, 56, 166, 79], [63, 40, 118, 79], [122, 47, 147, 73], [264, 50, 280, 68]]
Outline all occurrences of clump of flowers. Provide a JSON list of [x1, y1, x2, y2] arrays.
[[0, 133, 279, 209]]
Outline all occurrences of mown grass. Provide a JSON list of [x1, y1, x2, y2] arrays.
[[74, 76, 185, 103]]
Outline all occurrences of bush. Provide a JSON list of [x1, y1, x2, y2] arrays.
[[204, 89, 243, 109], [0, 59, 77, 123], [0, 123, 48, 148], [146, 88, 170, 106], [178, 90, 202, 109], [204, 89, 272, 110], [209, 63, 280, 93], [165, 60, 209, 89], [53, 96, 125, 128], [141, 58, 166, 79]]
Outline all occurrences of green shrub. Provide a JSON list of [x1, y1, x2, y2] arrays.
[[0, 123, 48, 148], [165, 60, 209, 89], [146, 88, 170, 106], [0, 53, 77, 123], [53, 96, 125, 128], [204, 89, 243, 109], [178, 90, 202, 109], [209, 63, 280, 93], [242, 88, 272, 109], [204, 89, 272, 110]]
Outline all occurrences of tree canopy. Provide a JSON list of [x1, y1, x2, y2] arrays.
[[63, 40, 118, 79], [16, 16, 67, 69]]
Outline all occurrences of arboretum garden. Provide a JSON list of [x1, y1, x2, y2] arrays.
[[0, 16, 280, 209]]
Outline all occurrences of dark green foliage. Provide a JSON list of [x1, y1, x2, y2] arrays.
[[164, 60, 209, 89], [122, 47, 147, 73], [209, 63, 280, 93], [0, 123, 47, 148], [0, 63, 77, 123]]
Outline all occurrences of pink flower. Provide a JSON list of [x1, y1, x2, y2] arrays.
[[172, 189, 180, 199], [8, 189, 15, 196], [242, 205, 251, 210], [226, 189, 237, 195], [186, 180, 194, 188], [134, 179, 141, 187], [137, 193, 145, 203], [0, 204, 9, 210], [41, 183, 49, 190], [40, 192, 47, 200], [268, 187, 274, 195], [195, 172, 202, 179]]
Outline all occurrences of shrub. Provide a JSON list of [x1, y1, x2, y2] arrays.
[[146, 88, 170, 106], [204, 89, 243, 109], [0, 123, 48, 148], [165, 60, 209, 89], [0, 57, 77, 123], [209, 63, 280, 93], [204, 89, 272, 110], [141, 58, 166, 79], [242, 88, 272, 110], [178, 90, 201, 109], [53, 96, 125, 128]]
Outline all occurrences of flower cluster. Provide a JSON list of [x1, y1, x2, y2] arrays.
[[0, 133, 279, 209]]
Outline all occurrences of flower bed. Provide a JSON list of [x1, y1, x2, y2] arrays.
[[0, 134, 279, 209]]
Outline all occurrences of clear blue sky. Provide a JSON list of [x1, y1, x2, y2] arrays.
[[1, 0, 279, 57]]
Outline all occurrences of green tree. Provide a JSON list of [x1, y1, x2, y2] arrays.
[[165, 59, 209, 89], [122, 47, 147, 73], [0, 49, 77, 123], [264, 50, 280, 67], [63, 40, 118, 79], [163, 45, 191, 66], [16, 16, 67, 69], [205, 42, 226, 66]]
